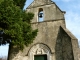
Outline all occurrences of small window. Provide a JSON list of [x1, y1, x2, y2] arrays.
[[38, 8, 44, 22]]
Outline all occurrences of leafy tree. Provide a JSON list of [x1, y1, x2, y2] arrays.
[[0, 0, 38, 50], [13, 0, 26, 9], [0, 0, 4, 3]]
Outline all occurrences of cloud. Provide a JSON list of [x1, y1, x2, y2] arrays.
[[65, 1, 80, 11], [65, 11, 80, 43], [54, 0, 80, 45]]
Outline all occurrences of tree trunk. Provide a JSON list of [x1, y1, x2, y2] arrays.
[[7, 44, 19, 60]]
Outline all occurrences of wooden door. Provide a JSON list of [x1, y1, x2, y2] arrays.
[[34, 55, 47, 60]]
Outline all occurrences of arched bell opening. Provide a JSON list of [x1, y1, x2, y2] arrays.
[[38, 8, 44, 22]]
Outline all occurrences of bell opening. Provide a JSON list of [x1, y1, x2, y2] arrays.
[[38, 8, 44, 22]]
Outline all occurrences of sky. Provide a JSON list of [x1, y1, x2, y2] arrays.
[[0, 0, 80, 57]]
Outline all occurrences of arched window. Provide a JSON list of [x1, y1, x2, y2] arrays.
[[38, 8, 44, 22]]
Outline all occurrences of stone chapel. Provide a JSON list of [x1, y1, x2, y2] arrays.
[[8, 0, 80, 60]]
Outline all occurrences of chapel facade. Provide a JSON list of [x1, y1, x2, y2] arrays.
[[8, 0, 80, 60]]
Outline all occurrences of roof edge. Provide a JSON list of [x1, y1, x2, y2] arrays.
[[61, 26, 77, 40]]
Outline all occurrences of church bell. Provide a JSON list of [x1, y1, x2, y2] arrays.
[[39, 13, 43, 18]]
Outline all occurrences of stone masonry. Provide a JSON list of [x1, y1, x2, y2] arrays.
[[7, 0, 80, 60]]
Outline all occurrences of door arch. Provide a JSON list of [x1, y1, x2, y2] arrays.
[[28, 43, 51, 60]]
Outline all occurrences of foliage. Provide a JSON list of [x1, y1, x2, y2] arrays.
[[13, 0, 26, 9], [0, 0, 38, 50], [0, 0, 4, 4]]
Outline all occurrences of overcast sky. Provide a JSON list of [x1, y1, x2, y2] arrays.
[[0, 0, 80, 57]]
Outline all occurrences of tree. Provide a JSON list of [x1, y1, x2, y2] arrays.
[[0, 0, 4, 4], [0, 0, 37, 50], [13, 0, 26, 9], [0, 0, 38, 60]]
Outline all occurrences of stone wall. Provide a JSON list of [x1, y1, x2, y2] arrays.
[[55, 27, 74, 60], [78, 54, 80, 60], [7, 0, 79, 60], [26, 3, 64, 23], [8, 20, 66, 60], [78, 49, 80, 60]]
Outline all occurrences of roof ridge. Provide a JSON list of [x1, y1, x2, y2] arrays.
[[27, 0, 55, 9]]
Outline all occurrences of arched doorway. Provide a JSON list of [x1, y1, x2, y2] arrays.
[[28, 43, 51, 60]]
